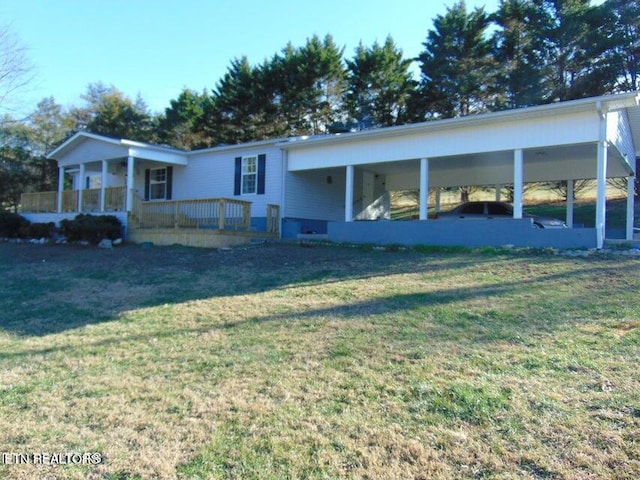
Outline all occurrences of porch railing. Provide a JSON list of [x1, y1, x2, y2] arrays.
[[131, 196, 253, 231], [20, 187, 126, 213]]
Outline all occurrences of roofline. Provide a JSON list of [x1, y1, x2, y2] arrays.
[[187, 137, 286, 157], [278, 92, 640, 150], [46, 131, 186, 160]]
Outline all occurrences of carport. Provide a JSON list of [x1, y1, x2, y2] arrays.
[[280, 92, 640, 249]]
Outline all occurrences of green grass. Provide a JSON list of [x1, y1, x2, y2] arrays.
[[0, 242, 639, 479]]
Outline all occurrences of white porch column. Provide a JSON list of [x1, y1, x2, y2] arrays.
[[513, 149, 524, 219], [126, 156, 135, 212], [100, 160, 108, 212], [495, 185, 502, 202], [626, 175, 635, 241], [566, 180, 574, 228], [78, 163, 85, 212], [435, 187, 442, 214], [419, 158, 429, 220], [57, 166, 64, 213], [345, 165, 354, 222], [595, 140, 608, 248]]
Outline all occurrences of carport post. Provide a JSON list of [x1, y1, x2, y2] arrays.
[[513, 149, 524, 219], [345, 165, 354, 222], [595, 140, 607, 249], [495, 185, 502, 202], [419, 158, 429, 220], [626, 175, 635, 240], [566, 180, 574, 228], [435, 188, 441, 213]]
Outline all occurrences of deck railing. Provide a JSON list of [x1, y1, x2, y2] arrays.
[[132, 196, 253, 231], [20, 187, 126, 213], [267, 204, 280, 235]]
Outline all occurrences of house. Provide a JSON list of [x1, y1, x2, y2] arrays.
[[20, 91, 640, 249]]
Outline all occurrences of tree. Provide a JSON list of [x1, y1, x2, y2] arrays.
[[492, 0, 549, 108], [70, 83, 155, 141], [271, 35, 347, 135], [212, 56, 273, 144], [417, 1, 498, 118], [536, 0, 617, 101], [0, 24, 34, 115], [605, 0, 640, 92], [0, 143, 32, 211], [157, 88, 215, 149], [346, 36, 417, 128]]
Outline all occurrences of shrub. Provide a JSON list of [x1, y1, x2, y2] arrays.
[[0, 211, 30, 238], [60, 214, 122, 244], [21, 222, 57, 239]]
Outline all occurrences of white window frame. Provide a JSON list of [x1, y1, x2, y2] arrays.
[[241, 156, 258, 195], [149, 167, 167, 200]]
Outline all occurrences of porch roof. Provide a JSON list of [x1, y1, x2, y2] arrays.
[[47, 131, 189, 166]]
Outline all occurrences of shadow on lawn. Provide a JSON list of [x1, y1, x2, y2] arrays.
[[0, 242, 636, 339]]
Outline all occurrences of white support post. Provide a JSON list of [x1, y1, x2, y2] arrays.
[[419, 158, 429, 220], [435, 187, 442, 214], [345, 165, 354, 222], [100, 160, 107, 212], [78, 163, 85, 212], [513, 149, 524, 219], [57, 166, 65, 213], [626, 175, 635, 241], [595, 103, 608, 249], [126, 156, 135, 213], [566, 180, 574, 228], [495, 185, 502, 202], [596, 143, 608, 249]]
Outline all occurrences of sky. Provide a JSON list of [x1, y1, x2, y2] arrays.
[[1, 0, 505, 116]]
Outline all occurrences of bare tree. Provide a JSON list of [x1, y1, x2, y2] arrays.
[[0, 24, 34, 115]]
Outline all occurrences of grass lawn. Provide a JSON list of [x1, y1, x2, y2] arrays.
[[0, 241, 639, 479]]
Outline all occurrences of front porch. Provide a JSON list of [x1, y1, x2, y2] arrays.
[[20, 187, 126, 214]]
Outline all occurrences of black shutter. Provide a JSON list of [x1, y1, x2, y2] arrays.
[[144, 169, 150, 201], [234, 157, 242, 196], [166, 166, 173, 200], [257, 154, 266, 195]]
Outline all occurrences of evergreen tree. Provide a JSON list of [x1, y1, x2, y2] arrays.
[[417, 1, 498, 118], [71, 83, 155, 141], [492, 0, 549, 108], [605, 0, 640, 92], [346, 36, 417, 128], [157, 88, 214, 149]]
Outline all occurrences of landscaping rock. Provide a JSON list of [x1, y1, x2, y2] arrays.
[[112, 238, 123, 246], [98, 239, 113, 249]]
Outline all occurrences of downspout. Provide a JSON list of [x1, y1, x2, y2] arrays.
[[280, 148, 287, 239]]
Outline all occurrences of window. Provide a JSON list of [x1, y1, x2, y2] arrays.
[[234, 154, 265, 196], [149, 168, 167, 200], [241, 156, 257, 194]]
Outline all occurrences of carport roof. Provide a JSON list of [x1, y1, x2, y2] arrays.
[[278, 92, 640, 156]]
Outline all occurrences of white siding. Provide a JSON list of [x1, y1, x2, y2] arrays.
[[286, 111, 601, 171], [607, 109, 636, 174], [57, 140, 130, 167], [284, 168, 346, 221], [173, 146, 284, 217]]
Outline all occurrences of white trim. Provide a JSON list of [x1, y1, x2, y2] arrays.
[[596, 104, 608, 248], [57, 167, 64, 213], [78, 163, 85, 212], [100, 160, 108, 211]]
